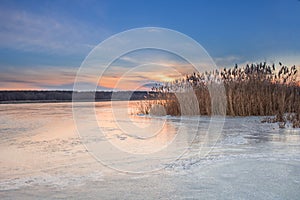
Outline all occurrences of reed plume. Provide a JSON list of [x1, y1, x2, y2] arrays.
[[139, 62, 300, 127]]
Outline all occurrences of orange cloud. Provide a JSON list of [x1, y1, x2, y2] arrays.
[[0, 59, 196, 91], [98, 63, 188, 90], [0, 67, 76, 90]]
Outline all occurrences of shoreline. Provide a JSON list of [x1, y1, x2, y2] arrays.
[[0, 99, 139, 104], [0, 90, 158, 105]]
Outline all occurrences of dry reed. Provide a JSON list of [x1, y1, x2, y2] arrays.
[[139, 62, 300, 128]]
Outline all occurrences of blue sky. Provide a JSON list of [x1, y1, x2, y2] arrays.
[[0, 0, 299, 90]]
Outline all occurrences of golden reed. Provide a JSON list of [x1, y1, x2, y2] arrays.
[[139, 62, 300, 128]]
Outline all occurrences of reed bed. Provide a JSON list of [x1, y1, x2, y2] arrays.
[[139, 62, 300, 128]]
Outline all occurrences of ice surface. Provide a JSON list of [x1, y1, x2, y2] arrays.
[[0, 102, 299, 199]]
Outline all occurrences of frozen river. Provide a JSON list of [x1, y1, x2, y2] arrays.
[[0, 101, 299, 199]]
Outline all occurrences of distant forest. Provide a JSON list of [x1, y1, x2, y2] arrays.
[[0, 91, 157, 103]]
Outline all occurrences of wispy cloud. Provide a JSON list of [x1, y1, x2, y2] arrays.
[[2, 53, 298, 91], [0, 6, 109, 55], [214, 55, 243, 68], [0, 66, 76, 90], [0, 63, 183, 90], [99, 62, 188, 90]]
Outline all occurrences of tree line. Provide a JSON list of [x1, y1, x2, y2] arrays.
[[0, 91, 158, 103]]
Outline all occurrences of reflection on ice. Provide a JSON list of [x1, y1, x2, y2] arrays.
[[0, 102, 299, 199]]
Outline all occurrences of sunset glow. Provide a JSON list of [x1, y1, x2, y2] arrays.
[[0, 1, 300, 90]]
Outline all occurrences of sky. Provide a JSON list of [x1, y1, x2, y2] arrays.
[[0, 0, 300, 90]]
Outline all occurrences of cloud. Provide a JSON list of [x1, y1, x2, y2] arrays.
[[0, 63, 180, 90], [214, 55, 243, 68], [0, 6, 109, 55], [99, 62, 188, 90], [0, 66, 76, 90]]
